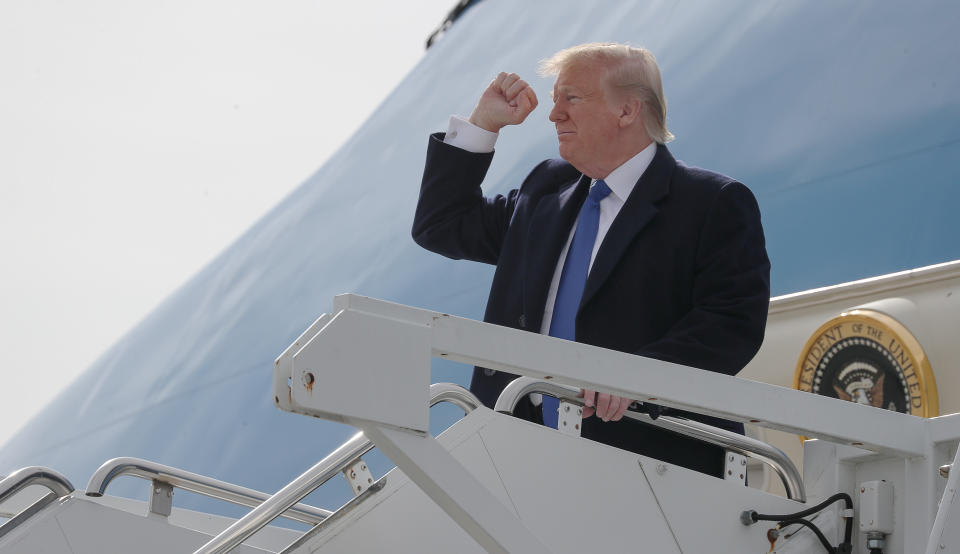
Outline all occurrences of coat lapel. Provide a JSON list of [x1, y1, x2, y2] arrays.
[[580, 144, 675, 309], [522, 173, 591, 332]]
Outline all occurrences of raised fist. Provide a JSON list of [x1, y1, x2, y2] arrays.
[[468, 72, 539, 133]]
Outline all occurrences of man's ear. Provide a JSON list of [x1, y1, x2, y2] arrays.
[[618, 97, 643, 128]]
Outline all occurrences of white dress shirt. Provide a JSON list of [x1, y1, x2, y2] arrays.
[[442, 115, 658, 333]]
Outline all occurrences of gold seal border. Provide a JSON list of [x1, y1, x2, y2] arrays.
[[792, 309, 939, 418]]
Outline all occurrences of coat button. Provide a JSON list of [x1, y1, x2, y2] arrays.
[[518, 314, 526, 328]]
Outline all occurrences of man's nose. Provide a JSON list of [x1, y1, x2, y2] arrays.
[[549, 102, 564, 122]]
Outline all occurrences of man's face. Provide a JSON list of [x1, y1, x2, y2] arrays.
[[548, 62, 621, 176]]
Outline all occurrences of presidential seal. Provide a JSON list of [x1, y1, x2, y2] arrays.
[[793, 310, 938, 417]]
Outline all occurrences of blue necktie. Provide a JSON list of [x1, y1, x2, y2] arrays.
[[543, 179, 612, 428]]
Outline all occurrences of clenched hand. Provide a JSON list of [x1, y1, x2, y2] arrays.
[[468, 72, 538, 133]]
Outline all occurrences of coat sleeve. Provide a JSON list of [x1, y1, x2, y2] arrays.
[[634, 181, 771, 376], [412, 133, 519, 265]]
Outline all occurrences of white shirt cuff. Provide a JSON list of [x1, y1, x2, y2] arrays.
[[443, 115, 498, 153]]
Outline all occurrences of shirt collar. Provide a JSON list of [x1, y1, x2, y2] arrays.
[[593, 141, 658, 203]]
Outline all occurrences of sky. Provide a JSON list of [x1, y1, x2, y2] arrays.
[[0, 0, 457, 448]]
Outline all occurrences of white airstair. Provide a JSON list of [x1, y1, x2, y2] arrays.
[[1, 295, 957, 553]]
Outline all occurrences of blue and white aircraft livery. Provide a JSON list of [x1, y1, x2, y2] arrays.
[[1, 0, 957, 518]]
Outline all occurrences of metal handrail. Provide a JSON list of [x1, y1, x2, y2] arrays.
[[192, 383, 482, 554], [494, 377, 807, 502], [428, 381, 485, 413], [84, 458, 332, 525], [0, 466, 74, 506]]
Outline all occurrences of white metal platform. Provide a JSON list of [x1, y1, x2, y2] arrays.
[[1, 295, 957, 553]]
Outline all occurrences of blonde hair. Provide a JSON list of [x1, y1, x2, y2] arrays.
[[538, 43, 674, 144]]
